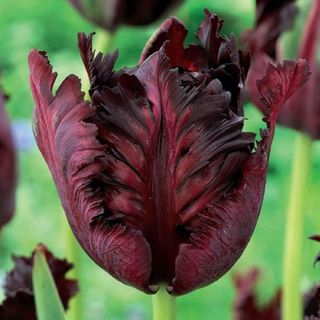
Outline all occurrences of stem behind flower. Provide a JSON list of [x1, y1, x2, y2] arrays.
[[282, 133, 312, 320], [153, 286, 176, 320]]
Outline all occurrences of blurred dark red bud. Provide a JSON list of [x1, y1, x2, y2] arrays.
[[68, 0, 182, 31], [0, 89, 17, 229], [233, 266, 320, 320], [29, 10, 309, 295], [245, 0, 320, 139], [0, 244, 78, 320], [232, 268, 281, 320]]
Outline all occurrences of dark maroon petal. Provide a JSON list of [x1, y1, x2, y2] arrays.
[[0, 244, 78, 319], [139, 17, 207, 71], [197, 10, 250, 115], [172, 60, 310, 295], [0, 293, 36, 320], [0, 90, 17, 229], [88, 44, 256, 294], [78, 32, 120, 95], [68, 0, 182, 31], [232, 268, 281, 320], [29, 50, 153, 293]]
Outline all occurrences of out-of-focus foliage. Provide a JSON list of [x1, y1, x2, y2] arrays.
[[1, 0, 320, 319]]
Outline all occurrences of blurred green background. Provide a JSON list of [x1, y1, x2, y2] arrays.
[[0, 0, 319, 319]]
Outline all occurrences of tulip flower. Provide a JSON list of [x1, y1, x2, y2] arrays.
[[0, 244, 78, 320], [68, 0, 182, 31], [29, 8, 309, 308], [0, 89, 17, 229]]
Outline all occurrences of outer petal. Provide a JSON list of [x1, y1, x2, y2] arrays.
[[0, 90, 17, 229], [172, 59, 310, 295], [139, 17, 207, 71], [29, 50, 153, 293]]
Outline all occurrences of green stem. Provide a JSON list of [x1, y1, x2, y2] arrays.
[[152, 287, 176, 320], [67, 29, 114, 320], [282, 133, 313, 320]]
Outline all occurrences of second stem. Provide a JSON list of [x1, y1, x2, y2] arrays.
[[282, 133, 313, 320]]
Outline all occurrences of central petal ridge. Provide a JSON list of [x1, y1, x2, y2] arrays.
[[89, 48, 255, 287]]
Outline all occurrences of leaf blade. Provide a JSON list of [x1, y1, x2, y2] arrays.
[[32, 245, 66, 320]]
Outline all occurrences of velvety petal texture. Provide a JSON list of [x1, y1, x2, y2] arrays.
[[29, 10, 309, 295], [245, 0, 320, 139], [0, 244, 78, 320], [68, 0, 181, 31], [0, 90, 17, 229]]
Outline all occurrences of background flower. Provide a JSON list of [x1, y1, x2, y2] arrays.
[[0, 89, 17, 229], [68, 0, 182, 31], [244, 0, 320, 139]]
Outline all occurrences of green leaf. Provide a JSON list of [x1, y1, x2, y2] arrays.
[[32, 244, 66, 320]]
